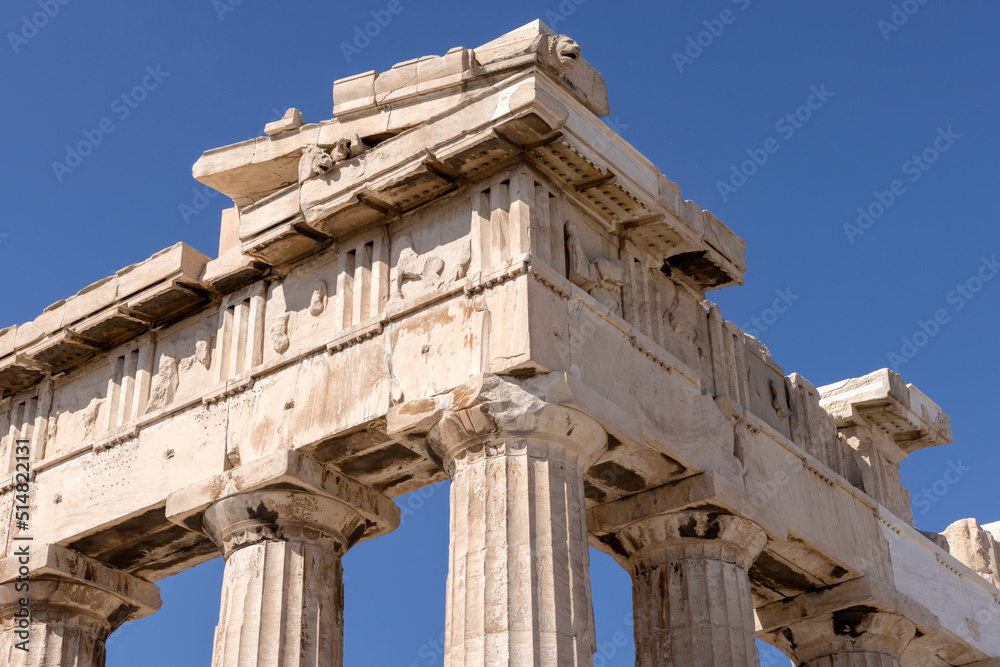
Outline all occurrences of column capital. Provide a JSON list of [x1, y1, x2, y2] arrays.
[[0, 544, 160, 666], [387, 375, 609, 474], [774, 609, 916, 664], [427, 394, 607, 472], [174, 452, 402, 667], [613, 510, 767, 572], [202, 489, 366, 559], [756, 577, 939, 665], [608, 509, 767, 667], [0, 544, 160, 624], [166, 449, 400, 547], [588, 471, 787, 553]]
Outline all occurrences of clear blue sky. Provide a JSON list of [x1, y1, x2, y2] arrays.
[[2, 1, 997, 664]]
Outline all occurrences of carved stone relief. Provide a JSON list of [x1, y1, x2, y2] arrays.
[[565, 221, 627, 314], [309, 281, 328, 316], [452, 240, 472, 282], [538, 34, 581, 75], [392, 235, 445, 300], [298, 145, 335, 183], [298, 134, 371, 184], [271, 314, 290, 354], [147, 353, 180, 413], [350, 132, 369, 158], [660, 275, 707, 363], [770, 378, 791, 420], [195, 323, 214, 369], [82, 397, 103, 439]]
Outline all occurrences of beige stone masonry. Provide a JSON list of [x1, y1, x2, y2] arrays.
[[775, 611, 916, 666], [1, 20, 999, 667], [942, 518, 1000, 589], [819, 370, 952, 453], [756, 576, 940, 667], [819, 369, 953, 526], [587, 470, 788, 544], [192, 22, 744, 289], [264, 108, 303, 137], [0, 243, 209, 400], [0, 544, 161, 667], [165, 448, 399, 547]]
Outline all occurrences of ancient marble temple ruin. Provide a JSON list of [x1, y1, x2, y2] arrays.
[[1, 21, 998, 667]]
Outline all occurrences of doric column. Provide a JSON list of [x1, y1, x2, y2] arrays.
[[0, 544, 161, 667], [772, 609, 915, 666], [165, 450, 400, 667], [614, 510, 767, 667], [587, 472, 787, 667], [203, 490, 356, 666], [428, 396, 608, 667], [755, 577, 938, 667]]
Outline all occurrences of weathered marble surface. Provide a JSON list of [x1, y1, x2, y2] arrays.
[[0, 18, 997, 667]]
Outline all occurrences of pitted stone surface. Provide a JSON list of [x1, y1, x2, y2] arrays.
[[0, 18, 997, 667], [201, 489, 383, 667], [0, 545, 160, 667], [774, 610, 916, 667], [430, 399, 606, 666], [609, 511, 766, 667]]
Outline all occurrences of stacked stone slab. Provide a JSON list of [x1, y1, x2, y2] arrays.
[[1, 20, 999, 666]]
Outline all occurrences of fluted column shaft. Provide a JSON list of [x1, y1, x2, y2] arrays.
[[615, 511, 767, 667], [0, 581, 112, 667], [431, 400, 607, 667], [202, 490, 363, 667], [774, 610, 916, 667]]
